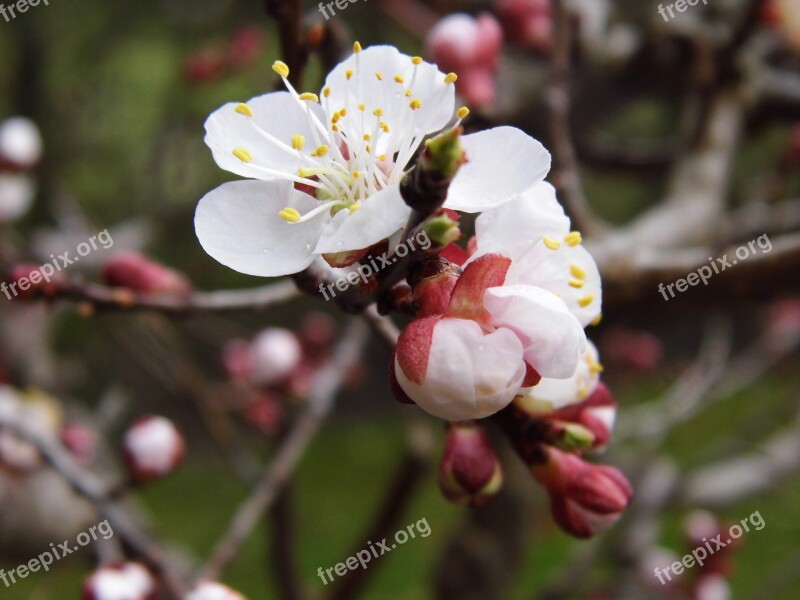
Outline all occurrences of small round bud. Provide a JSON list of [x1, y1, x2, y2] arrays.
[[0, 173, 36, 222], [123, 416, 185, 484], [60, 422, 99, 464], [101, 252, 191, 294], [248, 328, 302, 386], [185, 580, 248, 600], [438, 421, 504, 507], [5, 262, 66, 299], [184, 50, 226, 85], [82, 562, 155, 600], [226, 26, 265, 70], [0, 117, 43, 170], [244, 392, 285, 436]]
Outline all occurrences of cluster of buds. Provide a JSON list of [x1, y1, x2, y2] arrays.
[[122, 416, 186, 485], [184, 26, 266, 85], [0, 116, 42, 223], [426, 13, 503, 109], [495, 0, 554, 52]]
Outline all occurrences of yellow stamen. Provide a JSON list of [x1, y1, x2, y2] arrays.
[[299, 92, 319, 102], [578, 294, 595, 308], [352, 171, 360, 178], [378, 154, 387, 161], [444, 72, 458, 84], [394, 75, 405, 84], [349, 204, 361, 213], [291, 134, 305, 150], [380, 122, 390, 132], [363, 134, 371, 141], [365, 144, 372, 153], [568, 280, 585, 289], [411, 56, 423, 65], [373, 108, 384, 117], [323, 86, 331, 98], [353, 41, 362, 53], [232, 148, 252, 163], [591, 313, 603, 326], [272, 61, 289, 78], [570, 264, 586, 279], [565, 231, 582, 246], [405, 89, 413, 97], [375, 72, 383, 81], [311, 145, 329, 157], [278, 207, 301, 223], [457, 106, 470, 120], [345, 69, 353, 80], [358, 103, 366, 111], [409, 99, 423, 110], [332, 113, 341, 124], [298, 167, 329, 177], [235, 103, 253, 117], [543, 235, 561, 250], [589, 359, 604, 375], [331, 124, 340, 132], [339, 108, 347, 116]]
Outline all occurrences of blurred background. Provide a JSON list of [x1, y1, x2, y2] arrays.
[[1, 0, 799, 598]]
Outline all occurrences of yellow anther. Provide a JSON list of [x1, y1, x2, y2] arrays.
[[311, 145, 329, 157], [299, 92, 319, 102], [353, 41, 362, 53], [339, 108, 347, 116], [578, 382, 589, 400], [380, 122, 390, 132], [375, 72, 383, 81], [331, 124, 340, 132], [358, 103, 366, 111], [232, 148, 252, 163], [373, 108, 384, 117], [570, 264, 586, 279], [298, 167, 328, 177], [565, 231, 582, 246], [352, 171, 360, 179], [323, 86, 331, 98], [394, 75, 405, 84], [457, 106, 470, 119], [235, 103, 253, 117], [577, 294, 595, 308], [365, 144, 372, 153], [543, 235, 562, 250], [591, 313, 603, 326], [589, 359, 604, 375], [345, 69, 353, 80], [363, 134, 371, 141], [348, 204, 361, 214], [378, 154, 387, 161], [272, 60, 290, 78], [278, 208, 301, 223], [291, 134, 305, 150], [332, 113, 341, 124], [411, 56, 423, 65], [444, 72, 458, 84], [568, 280, 585, 289], [409, 99, 423, 110]]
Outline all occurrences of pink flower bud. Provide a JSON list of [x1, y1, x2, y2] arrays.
[[221, 339, 252, 381], [123, 416, 185, 484], [185, 581, 248, 600], [60, 422, 99, 464], [82, 563, 156, 600], [226, 26, 266, 70], [0, 117, 43, 171], [248, 328, 303, 386], [532, 447, 632, 538], [5, 263, 65, 299], [102, 252, 191, 294], [439, 421, 504, 507], [244, 392, 285, 435], [410, 257, 460, 318], [496, 0, 554, 51], [544, 382, 617, 451], [184, 50, 226, 85]]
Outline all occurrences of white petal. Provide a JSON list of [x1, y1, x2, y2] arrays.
[[473, 182, 570, 258], [484, 285, 586, 378], [508, 241, 602, 327], [204, 92, 322, 181], [522, 340, 600, 409], [322, 45, 455, 144], [445, 127, 551, 212], [396, 318, 525, 421], [195, 180, 328, 277], [0, 173, 35, 222], [315, 185, 410, 254]]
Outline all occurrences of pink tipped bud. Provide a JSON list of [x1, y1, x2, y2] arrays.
[[60, 422, 99, 464], [0, 117, 43, 171], [123, 416, 185, 484], [438, 421, 504, 507], [186, 581, 248, 600], [6, 262, 65, 299], [102, 252, 191, 294], [82, 563, 156, 600], [248, 328, 303, 386], [532, 447, 632, 538], [226, 26, 266, 70]]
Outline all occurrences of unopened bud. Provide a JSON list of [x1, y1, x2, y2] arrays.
[[248, 328, 303, 386], [422, 210, 462, 247], [226, 26, 265, 70], [60, 422, 98, 464], [244, 392, 285, 435], [82, 563, 155, 600], [185, 581, 248, 600], [438, 421, 504, 507], [0, 173, 36, 222], [102, 252, 191, 294], [5, 263, 65, 299], [184, 50, 226, 85], [0, 117, 43, 170], [123, 416, 185, 484], [408, 256, 461, 318]]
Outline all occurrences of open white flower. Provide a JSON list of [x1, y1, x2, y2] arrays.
[[196, 44, 551, 277]]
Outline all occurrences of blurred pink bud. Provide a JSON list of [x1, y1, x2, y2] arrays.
[[439, 421, 504, 507], [123, 416, 185, 484], [102, 252, 191, 294], [693, 574, 732, 600], [186, 581, 248, 600], [82, 563, 156, 600], [765, 297, 800, 350], [6, 263, 65, 299], [0, 431, 41, 474], [244, 392, 285, 435], [456, 69, 497, 109], [299, 311, 337, 349], [248, 328, 303, 386], [226, 26, 266, 70], [184, 49, 226, 85], [0, 117, 43, 171], [496, 0, 554, 51], [601, 327, 663, 372], [60, 422, 99, 464], [532, 447, 632, 538]]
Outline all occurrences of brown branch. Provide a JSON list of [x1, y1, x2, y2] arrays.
[[197, 318, 369, 582], [266, 0, 306, 88], [271, 485, 304, 600]]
